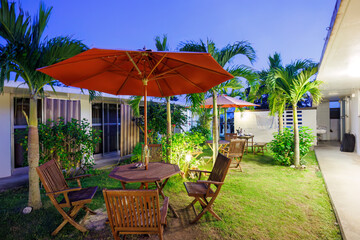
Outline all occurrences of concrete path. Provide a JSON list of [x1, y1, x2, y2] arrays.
[[315, 142, 360, 240]]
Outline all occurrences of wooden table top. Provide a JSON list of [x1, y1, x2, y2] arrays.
[[205, 140, 230, 145], [109, 162, 180, 183], [237, 135, 254, 139]]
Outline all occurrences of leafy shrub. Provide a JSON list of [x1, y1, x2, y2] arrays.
[[190, 124, 211, 140], [17, 118, 101, 176], [268, 127, 315, 166], [131, 142, 144, 162], [161, 132, 206, 177]]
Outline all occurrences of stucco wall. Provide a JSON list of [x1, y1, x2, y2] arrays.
[[80, 95, 92, 125], [0, 93, 12, 178], [234, 111, 278, 143], [349, 90, 360, 154], [316, 101, 330, 140]]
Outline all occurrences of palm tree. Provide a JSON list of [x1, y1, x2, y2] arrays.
[[272, 61, 322, 167], [154, 35, 172, 161], [0, 0, 87, 209], [261, 53, 287, 132], [179, 39, 256, 163]]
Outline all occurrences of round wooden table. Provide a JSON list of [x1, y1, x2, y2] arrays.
[[109, 162, 180, 217]]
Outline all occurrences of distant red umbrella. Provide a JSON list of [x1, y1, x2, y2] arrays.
[[202, 95, 260, 134], [37, 48, 234, 169], [202, 95, 260, 108]]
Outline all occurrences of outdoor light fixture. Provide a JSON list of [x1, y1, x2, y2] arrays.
[[185, 154, 192, 163]]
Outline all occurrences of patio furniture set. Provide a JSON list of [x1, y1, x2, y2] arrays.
[[36, 148, 232, 239]]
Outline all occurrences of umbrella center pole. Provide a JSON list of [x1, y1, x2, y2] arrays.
[[143, 79, 149, 170]]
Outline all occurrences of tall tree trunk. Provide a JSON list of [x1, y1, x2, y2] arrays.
[[224, 109, 227, 134], [278, 111, 283, 132], [28, 96, 42, 209], [293, 104, 300, 167], [212, 90, 218, 165], [166, 96, 171, 163]]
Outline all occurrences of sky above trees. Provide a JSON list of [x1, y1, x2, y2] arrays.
[[18, 0, 334, 70]]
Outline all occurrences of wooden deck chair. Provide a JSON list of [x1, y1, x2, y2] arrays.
[[36, 159, 98, 236], [184, 153, 231, 224], [142, 144, 164, 163], [103, 189, 169, 240], [222, 139, 246, 171]]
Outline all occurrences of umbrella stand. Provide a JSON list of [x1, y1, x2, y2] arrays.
[[143, 81, 149, 170]]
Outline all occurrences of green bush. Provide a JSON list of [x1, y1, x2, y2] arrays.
[[17, 118, 101, 176], [268, 127, 315, 166], [131, 142, 144, 162], [190, 124, 211, 140], [161, 132, 206, 176]]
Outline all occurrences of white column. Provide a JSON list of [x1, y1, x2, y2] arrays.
[[0, 93, 12, 177]]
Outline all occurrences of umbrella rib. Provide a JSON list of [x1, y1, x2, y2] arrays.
[[154, 79, 164, 96], [146, 53, 168, 80], [162, 57, 233, 78], [160, 61, 205, 91], [115, 55, 143, 95], [126, 51, 142, 76], [147, 64, 187, 81]]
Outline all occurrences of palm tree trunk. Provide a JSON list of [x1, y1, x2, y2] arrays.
[[278, 111, 284, 132], [28, 96, 42, 209], [166, 96, 171, 163], [293, 104, 300, 167], [224, 109, 227, 134], [212, 90, 218, 165]]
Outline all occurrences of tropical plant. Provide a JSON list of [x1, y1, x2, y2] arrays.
[[161, 132, 205, 177], [190, 124, 211, 140], [0, 0, 88, 209], [17, 118, 101, 176], [271, 61, 322, 167], [179, 39, 256, 163], [268, 127, 315, 166], [132, 101, 187, 143]]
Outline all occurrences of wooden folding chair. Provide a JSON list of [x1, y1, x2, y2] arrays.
[[184, 153, 231, 224], [222, 139, 246, 171], [103, 189, 169, 240], [36, 159, 98, 236]]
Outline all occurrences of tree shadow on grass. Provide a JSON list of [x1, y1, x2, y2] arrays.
[[243, 153, 278, 167]]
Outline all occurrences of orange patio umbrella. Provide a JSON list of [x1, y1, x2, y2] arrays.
[[201, 95, 260, 135], [37, 48, 234, 169]]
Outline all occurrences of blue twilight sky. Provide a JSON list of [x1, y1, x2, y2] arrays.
[[17, 0, 335, 72]]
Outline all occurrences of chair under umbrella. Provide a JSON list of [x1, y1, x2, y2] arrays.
[[202, 94, 260, 136], [37, 48, 234, 169]]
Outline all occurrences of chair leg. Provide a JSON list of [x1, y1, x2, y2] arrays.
[[83, 205, 97, 215], [186, 198, 198, 209], [52, 205, 87, 236], [235, 157, 243, 172]]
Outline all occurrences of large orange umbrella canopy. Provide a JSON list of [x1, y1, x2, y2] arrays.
[[37, 48, 234, 97], [202, 95, 260, 108], [37, 48, 234, 169]]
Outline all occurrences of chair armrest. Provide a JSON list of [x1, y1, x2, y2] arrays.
[[66, 174, 91, 187], [46, 187, 82, 196], [197, 180, 224, 186], [188, 169, 211, 174], [66, 174, 92, 181], [160, 197, 169, 225]]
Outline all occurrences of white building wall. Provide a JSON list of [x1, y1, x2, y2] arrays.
[[349, 90, 360, 154], [80, 95, 92, 124], [0, 93, 12, 178], [316, 101, 331, 140], [234, 110, 278, 143]]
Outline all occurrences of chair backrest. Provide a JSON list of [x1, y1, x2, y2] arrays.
[[142, 144, 163, 163], [229, 139, 246, 155], [208, 153, 232, 183], [36, 159, 68, 194], [225, 133, 237, 141], [103, 189, 161, 233]]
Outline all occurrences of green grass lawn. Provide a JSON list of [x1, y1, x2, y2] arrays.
[[0, 149, 341, 240]]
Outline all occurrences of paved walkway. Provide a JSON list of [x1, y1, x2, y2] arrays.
[[315, 142, 360, 240]]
